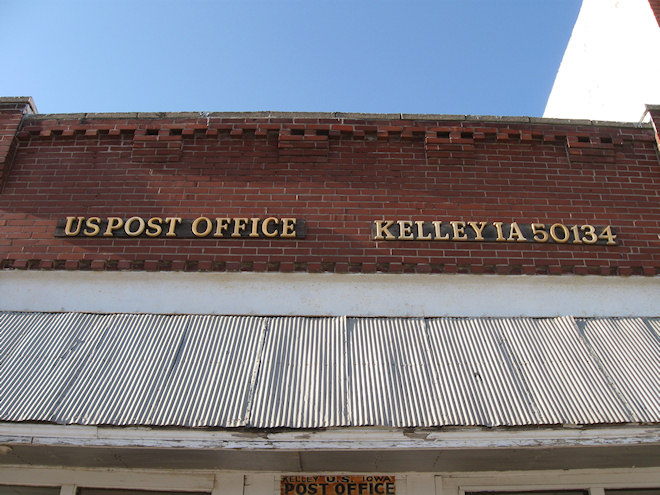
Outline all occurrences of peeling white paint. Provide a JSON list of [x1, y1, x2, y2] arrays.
[[1, 423, 659, 451]]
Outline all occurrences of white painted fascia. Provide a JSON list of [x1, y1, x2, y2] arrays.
[[0, 271, 658, 317], [1, 423, 659, 451]]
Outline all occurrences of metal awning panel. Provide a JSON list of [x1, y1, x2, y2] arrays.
[[577, 317, 660, 423], [349, 318, 442, 427], [249, 316, 348, 428], [0, 312, 115, 423], [426, 317, 541, 427], [0, 312, 658, 429]]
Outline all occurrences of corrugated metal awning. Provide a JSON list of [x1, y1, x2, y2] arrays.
[[0, 312, 658, 428]]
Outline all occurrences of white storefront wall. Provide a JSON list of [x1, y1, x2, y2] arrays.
[[0, 270, 659, 494], [1, 467, 660, 495]]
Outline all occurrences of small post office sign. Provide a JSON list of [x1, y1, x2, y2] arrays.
[[281, 476, 395, 495]]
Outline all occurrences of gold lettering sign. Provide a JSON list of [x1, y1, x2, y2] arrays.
[[372, 220, 617, 245], [281, 476, 395, 495], [55, 216, 305, 239]]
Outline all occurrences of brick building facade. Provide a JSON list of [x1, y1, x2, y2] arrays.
[[0, 1, 660, 493], [1, 98, 658, 277]]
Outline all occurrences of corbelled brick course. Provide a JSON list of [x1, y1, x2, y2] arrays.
[[1, 102, 659, 275]]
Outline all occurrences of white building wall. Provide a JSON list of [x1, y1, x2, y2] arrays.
[[544, 0, 660, 122]]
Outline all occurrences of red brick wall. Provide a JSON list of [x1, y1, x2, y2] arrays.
[[1, 111, 659, 276], [0, 98, 35, 192]]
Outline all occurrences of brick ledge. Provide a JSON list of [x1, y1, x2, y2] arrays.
[[1, 259, 657, 276]]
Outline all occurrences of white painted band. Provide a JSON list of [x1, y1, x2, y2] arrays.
[[1, 423, 659, 451], [0, 270, 658, 317]]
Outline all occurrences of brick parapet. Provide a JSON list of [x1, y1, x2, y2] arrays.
[[0, 97, 36, 192], [646, 105, 660, 152], [1, 109, 659, 276], [22, 110, 654, 126]]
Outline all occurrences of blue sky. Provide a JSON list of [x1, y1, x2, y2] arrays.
[[1, 0, 581, 116]]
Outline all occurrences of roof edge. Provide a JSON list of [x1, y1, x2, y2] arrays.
[[1, 422, 659, 450], [22, 110, 653, 128]]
